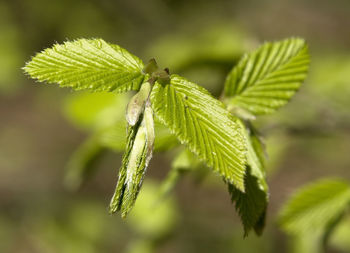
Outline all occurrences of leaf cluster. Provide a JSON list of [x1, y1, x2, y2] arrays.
[[24, 37, 309, 236]]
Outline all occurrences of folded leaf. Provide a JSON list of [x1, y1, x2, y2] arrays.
[[24, 39, 145, 92], [109, 104, 155, 217], [151, 74, 247, 191], [223, 38, 309, 115]]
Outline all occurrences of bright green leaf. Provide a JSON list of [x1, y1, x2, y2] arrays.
[[151, 74, 247, 191], [223, 38, 309, 115], [24, 39, 145, 92], [279, 179, 350, 235]]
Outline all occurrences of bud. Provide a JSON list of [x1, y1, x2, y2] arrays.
[[126, 82, 151, 126], [142, 58, 159, 75]]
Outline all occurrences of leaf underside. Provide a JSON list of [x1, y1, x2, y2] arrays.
[[228, 168, 268, 237], [243, 122, 268, 192], [228, 122, 269, 236], [151, 74, 247, 191], [24, 39, 145, 92], [224, 37, 310, 115]]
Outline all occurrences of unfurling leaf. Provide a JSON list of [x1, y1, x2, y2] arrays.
[[109, 103, 155, 217], [24, 39, 145, 92], [223, 38, 309, 115], [151, 75, 247, 191]]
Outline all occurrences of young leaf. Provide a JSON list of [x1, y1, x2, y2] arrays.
[[223, 38, 310, 115], [151, 74, 247, 191], [24, 39, 145, 92], [109, 104, 155, 217], [109, 123, 139, 216], [227, 167, 268, 237], [279, 179, 350, 235]]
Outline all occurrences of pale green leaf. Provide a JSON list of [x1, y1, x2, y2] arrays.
[[24, 39, 145, 92], [279, 179, 350, 235], [223, 38, 309, 115], [151, 74, 247, 191]]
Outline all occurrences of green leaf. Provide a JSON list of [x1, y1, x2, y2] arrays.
[[151, 75, 247, 191], [279, 179, 350, 235], [223, 38, 310, 115], [227, 167, 268, 237], [24, 39, 145, 92]]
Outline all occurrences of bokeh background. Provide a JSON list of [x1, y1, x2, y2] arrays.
[[1, 0, 350, 252]]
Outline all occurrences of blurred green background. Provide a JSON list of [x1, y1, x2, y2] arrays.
[[1, 0, 350, 252]]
